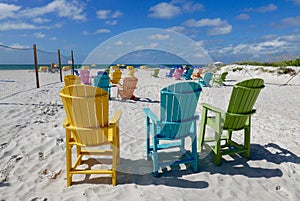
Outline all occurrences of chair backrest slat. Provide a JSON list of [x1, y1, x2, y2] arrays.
[[60, 85, 109, 146], [224, 78, 264, 130], [160, 82, 201, 139]]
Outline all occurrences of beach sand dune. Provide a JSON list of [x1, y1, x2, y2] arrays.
[[0, 66, 299, 200]]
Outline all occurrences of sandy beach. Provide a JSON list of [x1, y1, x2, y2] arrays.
[[0, 65, 299, 201]]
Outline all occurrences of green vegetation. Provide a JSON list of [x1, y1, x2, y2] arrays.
[[233, 56, 300, 67], [232, 56, 299, 76]]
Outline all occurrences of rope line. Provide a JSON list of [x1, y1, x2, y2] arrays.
[[0, 43, 71, 58], [0, 44, 32, 51]]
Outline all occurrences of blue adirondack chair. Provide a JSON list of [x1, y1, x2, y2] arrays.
[[93, 71, 111, 99], [165, 68, 175, 78], [143, 82, 202, 177], [198, 72, 213, 87]]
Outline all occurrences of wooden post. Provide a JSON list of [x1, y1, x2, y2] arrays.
[[71, 50, 74, 75], [33, 44, 40, 88], [58, 49, 62, 82]]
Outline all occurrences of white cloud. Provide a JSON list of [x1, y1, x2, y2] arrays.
[[168, 26, 186, 33], [217, 38, 287, 56], [182, 2, 204, 12], [34, 32, 46, 38], [279, 15, 300, 27], [97, 10, 110, 19], [17, 0, 86, 20], [115, 41, 123, 46], [207, 24, 232, 36], [106, 20, 117, 26], [149, 43, 159, 48], [148, 34, 170, 40], [0, 3, 20, 19], [97, 10, 122, 19], [149, 1, 204, 19], [10, 43, 30, 49], [235, 14, 250, 20], [111, 10, 122, 18], [149, 2, 181, 19], [184, 18, 232, 35], [185, 18, 224, 27], [95, 29, 111, 34], [0, 22, 37, 31], [33, 17, 50, 24], [244, 3, 277, 13]]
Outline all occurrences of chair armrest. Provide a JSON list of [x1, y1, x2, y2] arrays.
[[63, 117, 70, 128], [201, 103, 225, 114], [109, 110, 122, 124], [143, 108, 160, 123]]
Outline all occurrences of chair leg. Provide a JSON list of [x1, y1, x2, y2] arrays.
[[65, 130, 72, 187], [226, 130, 233, 146], [214, 132, 222, 166], [152, 135, 159, 177], [112, 144, 117, 186], [214, 114, 222, 166], [145, 117, 151, 160], [191, 135, 198, 172], [179, 138, 185, 152], [244, 125, 251, 159], [198, 108, 207, 152]]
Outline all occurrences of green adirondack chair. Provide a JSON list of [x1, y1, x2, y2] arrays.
[[143, 82, 202, 177], [198, 78, 265, 165], [151, 68, 160, 78], [212, 71, 228, 86]]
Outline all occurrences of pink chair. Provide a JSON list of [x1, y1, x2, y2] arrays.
[[173, 68, 184, 80], [80, 69, 91, 84]]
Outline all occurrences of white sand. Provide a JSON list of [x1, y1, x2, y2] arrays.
[[0, 66, 299, 200]]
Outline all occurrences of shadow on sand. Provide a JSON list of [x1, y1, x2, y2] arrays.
[[199, 142, 300, 178], [68, 142, 299, 187]]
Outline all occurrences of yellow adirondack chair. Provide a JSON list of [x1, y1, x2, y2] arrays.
[[117, 76, 138, 100], [64, 75, 81, 86], [60, 85, 122, 186], [110, 67, 122, 84]]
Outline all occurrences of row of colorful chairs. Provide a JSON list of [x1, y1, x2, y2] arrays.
[[64, 73, 138, 101], [60, 75, 264, 186]]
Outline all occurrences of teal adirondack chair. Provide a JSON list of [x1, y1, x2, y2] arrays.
[[198, 78, 264, 165], [212, 71, 228, 86], [144, 82, 202, 176], [93, 72, 111, 99], [182, 68, 194, 80], [198, 72, 213, 87], [151, 69, 160, 78]]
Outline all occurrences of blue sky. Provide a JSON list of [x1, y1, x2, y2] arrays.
[[1, 0, 300, 64]]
